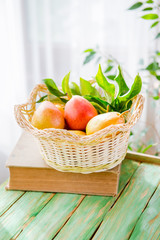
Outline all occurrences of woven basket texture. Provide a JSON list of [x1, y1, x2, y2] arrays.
[[14, 84, 144, 173]]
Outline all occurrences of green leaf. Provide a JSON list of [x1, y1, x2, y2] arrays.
[[84, 49, 95, 53], [48, 95, 67, 104], [146, 0, 153, 3], [142, 144, 153, 153], [156, 51, 160, 56], [36, 95, 48, 103], [62, 72, 72, 98], [43, 79, 66, 97], [107, 75, 116, 80], [107, 59, 113, 65], [89, 102, 108, 114], [155, 33, 160, 39], [141, 14, 158, 20], [127, 100, 133, 110], [128, 144, 133, 151], [95, 64, 115, 103], [36, 94, 67, 104], [84, 95, 110, 109], [155, 152, 159, 156], [146, 62, 159, 71], [104, 65, 113, 73], [137, 144, 145, 153], [70, 82, 81, 95], [96, 56, 102, 64], [156, 75, 160, 80], [59, 97, 68, 103], [149, 70, 156, 76], [117, 74, 142, 111], [80, 78, 100, 97], [83, 52, 96, 65], [151, 21, 159, 28], [153, 95, 160, 100], [115, 66, 129, 96], [128, 2, 143, 10], [43, 78, 58, 90], [142, 7, 153, 11], [130, 131, 134, 136]]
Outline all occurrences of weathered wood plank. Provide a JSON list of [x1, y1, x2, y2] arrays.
[[126, 151, 160, 165], [53, 160, 139, 240], [0, 191, 54, 240], [93, 164, 160, 240], [16, 193, 84, 240], [0, 180, 24, 216], [130, 185, 160, 240], [151, 226, 160, 240]]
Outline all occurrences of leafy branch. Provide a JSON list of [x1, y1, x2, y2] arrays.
[[37, 64, 142, 114]]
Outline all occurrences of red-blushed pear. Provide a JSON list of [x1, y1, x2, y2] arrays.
[[31, 101, 65, 129], [64, 95, 98, 130]]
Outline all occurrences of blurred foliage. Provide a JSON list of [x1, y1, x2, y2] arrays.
[[83, 47, 122, 81], [128, 0, 160, 100]]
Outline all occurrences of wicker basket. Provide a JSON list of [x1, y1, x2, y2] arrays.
[[14, 84, 144, 173]]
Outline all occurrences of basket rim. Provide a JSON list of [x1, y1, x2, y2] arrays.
[[44, 153, 125, 173]]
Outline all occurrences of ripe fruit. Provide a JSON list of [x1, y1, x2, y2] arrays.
[[54, 103, 65, 116], [31, 101, 65, 129], [68, 130, 86, 136], [86, 112, 125, 135], [64, 96, 98, 130]]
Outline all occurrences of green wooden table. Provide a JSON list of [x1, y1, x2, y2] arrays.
[[0, 159, 160, 240]]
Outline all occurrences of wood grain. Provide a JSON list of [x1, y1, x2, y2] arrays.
[[130, 185, 160, 240], [16, 193, 84, 240], [1, 158, 160, 239], [0, 192, 54, 240], [93, 164, 160, 240], [53, 160, 139, 240], [0, 180, 24, 216], [126, 151, 160, 165]]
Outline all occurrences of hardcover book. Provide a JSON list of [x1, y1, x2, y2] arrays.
[[6, 132, 121, 196]]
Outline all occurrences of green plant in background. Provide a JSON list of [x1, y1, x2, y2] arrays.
[[128, 0, 160, 155], [128, 0, 160, 100], [83, 48, 118, 80], [82, 3, 160, 155], [83, 47, 133, 82]]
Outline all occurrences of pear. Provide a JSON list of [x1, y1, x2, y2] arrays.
[[86, 112, 125, 135], [31, 101, 65, 129], [64, 96, 97, 130]]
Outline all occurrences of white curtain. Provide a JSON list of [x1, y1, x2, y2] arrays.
[[0, 0, 158, 182], [0, 0, 27, 182], [22, 0, 153, 86]]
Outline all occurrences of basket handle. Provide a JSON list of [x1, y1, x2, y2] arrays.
[[14, 103, 35, 132], [126, 94, 144, 128], [14, 84, 48, 133]]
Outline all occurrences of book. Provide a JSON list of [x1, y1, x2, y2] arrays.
[[6, 132, 121, 196]]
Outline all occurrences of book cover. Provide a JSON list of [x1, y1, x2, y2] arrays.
[[6, 132, 121, 196]]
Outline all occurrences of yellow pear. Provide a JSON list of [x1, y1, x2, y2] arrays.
[[86, 112, 125, 135], [31, 101, 65, 129]]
